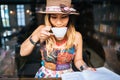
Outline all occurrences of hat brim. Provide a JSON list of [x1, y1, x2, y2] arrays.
[[36, 11, 80, 15]]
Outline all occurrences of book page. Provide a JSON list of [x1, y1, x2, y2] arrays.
[[61, 72, 84, 80], [61, 67, 120, 80], [82, 67, 120, 80]]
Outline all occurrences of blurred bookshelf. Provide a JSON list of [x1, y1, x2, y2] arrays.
[[93, 3, 120, 48], [92, 2, 120, 74]]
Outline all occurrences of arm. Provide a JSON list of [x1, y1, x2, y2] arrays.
[[74, 32, 96, 71], [74, 32, 85, 70], [20, 25, 52, 56]]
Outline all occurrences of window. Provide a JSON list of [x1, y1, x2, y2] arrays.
[[0, 5, 10, 27], [16, 5, 25, 26]]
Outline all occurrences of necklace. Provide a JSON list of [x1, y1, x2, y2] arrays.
[[56, 38, 67, 46]]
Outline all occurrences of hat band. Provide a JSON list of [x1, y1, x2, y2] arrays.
[[46, 6, 61, 12], [46, 6, 76, 13]]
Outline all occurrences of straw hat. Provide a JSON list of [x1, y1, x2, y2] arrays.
[[36, 0, 79, 15]]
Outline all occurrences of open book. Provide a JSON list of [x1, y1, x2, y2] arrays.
[[61, 67, 120, 80]]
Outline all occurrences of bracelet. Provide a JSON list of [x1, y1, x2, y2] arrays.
[[79, 63, 88, 71], [29, 36, 37, 45]]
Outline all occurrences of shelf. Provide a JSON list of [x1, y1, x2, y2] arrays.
[[95, 31, 120, 41], [93, 4, 120, 24], [95, 20, 120, 25]]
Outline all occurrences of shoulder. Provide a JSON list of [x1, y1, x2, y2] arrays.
[[74, 31, 82, 45], [75, 31, 82, 39]]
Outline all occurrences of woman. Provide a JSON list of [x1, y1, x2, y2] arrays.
[[20, 0, 95, 78]]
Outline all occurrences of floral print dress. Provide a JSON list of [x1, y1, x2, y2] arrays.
[[35, 43, 75, 78]]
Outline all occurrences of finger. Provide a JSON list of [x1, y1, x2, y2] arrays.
[[46, 26, 51, 29], [42, 31, 53, 36], [40, 34, 45, 37], [43, 26, 51, 31], [87, 67, 96, 71], [40, 34, 48, 40]]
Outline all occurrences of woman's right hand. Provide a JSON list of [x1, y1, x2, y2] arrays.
[[32, 25, 53, 43], [20, 25, 53, 56]]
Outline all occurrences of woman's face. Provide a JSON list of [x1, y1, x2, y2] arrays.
[[50, 14, 69, 27]]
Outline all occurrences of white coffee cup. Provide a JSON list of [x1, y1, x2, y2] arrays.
[[51, 27, 67, 40]]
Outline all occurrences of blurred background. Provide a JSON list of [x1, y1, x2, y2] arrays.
[[0, 0, 120, 78]]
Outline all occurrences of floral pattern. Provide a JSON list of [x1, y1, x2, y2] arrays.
[[35, 66, 73, 78], [35, 45, 75, 78]]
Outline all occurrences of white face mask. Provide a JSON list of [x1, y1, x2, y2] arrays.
[[51, 27, 67, 40]]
